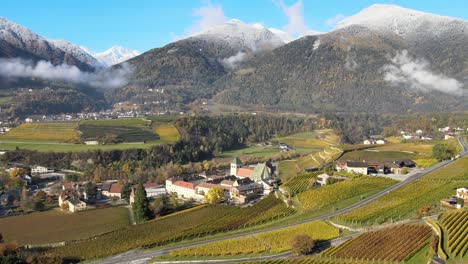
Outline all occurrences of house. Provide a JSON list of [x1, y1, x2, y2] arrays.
[[31, 165, 53, 174], [316, 174, 347, 186], [402, 134, 413, 140], [231, 158, 273, 182], [456, 187, 468, 201], [129, 183, 166, 204], [62, 182, 83, 191], [84, 140, 99, 145], [393, 159, 416, 168], [444, 134, 455, 140], [416, 130, 423, 134], [108, 183, 123, 199], [101, 182, 113, 196], [230, 182, 263, 204], [364, 138, 386, 145], [366, 161, 385, 174], [0, 189, 21, 207], [348, 161, 368, 175], [59, 191, 87, 213], [165, 178, 203, 200]]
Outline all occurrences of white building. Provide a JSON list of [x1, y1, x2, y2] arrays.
[[31, 165, 53, 174], [456, 187, 468, 201]]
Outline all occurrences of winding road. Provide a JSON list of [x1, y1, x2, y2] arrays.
[[96, 136, 467, 264]]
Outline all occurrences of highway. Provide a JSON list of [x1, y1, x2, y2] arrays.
[[95, 136, 467, 264]]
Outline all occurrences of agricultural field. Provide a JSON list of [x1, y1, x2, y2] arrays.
[[49, 195, 295, 260], [154, 123, 180, 143], [335, 156, 468, 225], [297, 177, 396, 211], [281, 172, 320, 196], [323, 225, 432, 262], [273, 130, 339, 154], [440, 210, 468, 259], [220, 145, 281, 159], [79, 118, 158, 143], [1, 122, 79, 142], [241, 257, 387, 264], [0, 207, 129, 245], [170, 220, 339, 257], [0, 140, 157, 152]]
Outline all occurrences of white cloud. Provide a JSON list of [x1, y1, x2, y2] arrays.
[[325, 13, 347, 28], [220, 51, 248, 69], [0, 58, 132, 89], [273, 0, 321, 41], [383, 50, 465, 96], [187, 2, 227, 35]]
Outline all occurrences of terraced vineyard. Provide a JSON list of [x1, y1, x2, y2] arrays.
[[170, 221, 339, 257], [297, 177, 396, 211], [336, 157, 468, 225], [50, 195, 294, 260], [2, 122, 79, 142], [242, 257, 386, 263], [282, 172, 320, 196], [440, 211, 468, 258], [323, 225, 431, 262]]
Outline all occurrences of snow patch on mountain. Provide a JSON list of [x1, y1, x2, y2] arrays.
[[49, 39, 101, 67], [93, 46, 140, 67], [192, 19, 285, 52]]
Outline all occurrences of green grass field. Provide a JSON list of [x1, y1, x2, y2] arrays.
[[0, 207, 129, 245], [220, 145, 281, 159]]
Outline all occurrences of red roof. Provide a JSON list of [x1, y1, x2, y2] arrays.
[[174, 181, 195, 189], [63, 182, 74, 189], [236, 167, 254, 178], [109, 183, 123, 194]]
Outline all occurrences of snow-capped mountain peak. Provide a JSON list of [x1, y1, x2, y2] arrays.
[[192, 19, 285, 51], [334, 4, 468, 38], [93, 45, 140, 67]]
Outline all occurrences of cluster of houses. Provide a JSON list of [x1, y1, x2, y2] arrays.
[[58, 181, 165, 212], [441, 187, 468, 209], [166, 158, 278, 204], [335, 159, 416, 175], [363, 138, 387, 145]]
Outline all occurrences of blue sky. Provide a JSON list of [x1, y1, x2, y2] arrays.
[[2, 0, 467, 53]]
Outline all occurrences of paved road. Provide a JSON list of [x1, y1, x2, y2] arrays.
[[95, 137, 467, 264]]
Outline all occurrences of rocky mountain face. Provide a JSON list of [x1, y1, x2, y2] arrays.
[[118, 5, 467, 113], [49, 39, 102, 68], [212, 5, 467, 113], [0, 17, 94, 71], [112, 19, 285, 104]]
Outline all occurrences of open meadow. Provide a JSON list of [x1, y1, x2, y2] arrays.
[[0, 207, 129, 245]]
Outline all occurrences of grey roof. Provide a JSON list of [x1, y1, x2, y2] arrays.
[[236, 182, 263, 192], [101, 182, 112, 192], [67, 196, 85, 206], [347, 161, 368, 168]]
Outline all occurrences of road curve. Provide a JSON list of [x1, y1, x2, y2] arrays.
[[95, 136, 467, 264]]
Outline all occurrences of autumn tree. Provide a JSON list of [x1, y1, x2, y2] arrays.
[[432, 142, 456, 161], [205, 187, 225, 204], [132, 183, 151, 223], [290, 234, 315, 255]]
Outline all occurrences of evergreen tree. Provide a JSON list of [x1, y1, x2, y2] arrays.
[[131, 183, 151, 223]]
